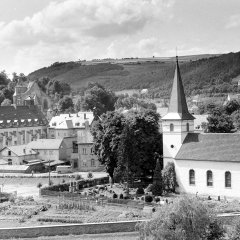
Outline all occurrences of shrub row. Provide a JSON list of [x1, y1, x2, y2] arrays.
[[0, 175, 75, 178], [37, 217, 83, 224], [41, 177, 109, 193]]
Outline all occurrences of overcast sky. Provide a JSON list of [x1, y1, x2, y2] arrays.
[[0, 0, 240, 75]]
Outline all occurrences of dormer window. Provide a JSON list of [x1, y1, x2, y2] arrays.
[[170, 123, 174, 132]]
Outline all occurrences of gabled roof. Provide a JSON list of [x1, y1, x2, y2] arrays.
[[27, 139, 64, 150], [176, 133, 240, 162], [162, 57, 194, 120], [0, 145, 37, 156]]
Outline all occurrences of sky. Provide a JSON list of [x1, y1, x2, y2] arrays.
[[0, 0, 240, 75]]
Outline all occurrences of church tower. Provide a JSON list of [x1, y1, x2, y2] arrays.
[[162, 56, 195, 165]]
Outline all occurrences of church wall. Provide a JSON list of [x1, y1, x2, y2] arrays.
[[174, 159, 240, 198], [162, 120, 194, 161]]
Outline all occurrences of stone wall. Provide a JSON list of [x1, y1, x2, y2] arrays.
[[0, 220, 144, 239]]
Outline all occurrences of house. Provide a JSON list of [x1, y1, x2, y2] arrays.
[[0, 145, 45, 173], [73, 130, 102, 171], [0, 105, 48, 151], [162, 56, 240, 198], [0, 145, 38, 165], [27, 139, 68, 163], [13, 80, 52, 112], [48, 112, 94, 139]]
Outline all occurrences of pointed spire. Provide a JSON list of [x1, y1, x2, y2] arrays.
[[162, 56, 194, 120]]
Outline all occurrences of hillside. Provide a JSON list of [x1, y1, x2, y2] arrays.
[[28, 52, 240, 98]]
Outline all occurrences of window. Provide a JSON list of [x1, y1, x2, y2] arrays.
[[189, 169, 195, 185], [8, 159, 12, 165], [90, 148, 94, 155], [73, 160, 78, 168], [170, 123, 174, 132], [91, 159, 95, 167], [186, 123, 190, 132], [207, 170, 213, 186], [82, 148, 87, 155], [72, 141, 78, 153], [8, 151, 11, 156], [225, 171, 231, 188]]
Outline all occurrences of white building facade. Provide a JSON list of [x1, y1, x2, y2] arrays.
[[162, 57, 240, 198]]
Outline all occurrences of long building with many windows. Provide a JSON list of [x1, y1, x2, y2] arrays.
[[0, 105, 48, 151]]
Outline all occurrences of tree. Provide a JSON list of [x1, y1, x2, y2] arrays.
[[137, 196, 225, 240], [0, 71, 10, 86], [81, 83, 116, 117], [91, 111, 125, 182], [224, 99, 240, 115], [91, 109, 162, 185], [162, 162, 178, 193], [151, 159, 163, 196], [232, 110, 240, 130], [115, 96, 157, 111], [58, 96, 74, 113], [1, 99, 12, 106], [207, 108, 234, 133]]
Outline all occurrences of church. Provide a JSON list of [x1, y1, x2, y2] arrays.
[[162, 57, 240, 198], [13, 80, 52, 113]]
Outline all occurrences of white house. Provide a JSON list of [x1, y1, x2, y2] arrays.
[[48, 112, 94, 139], [162, 56, 240, 198], [27, 139, 67, 162]]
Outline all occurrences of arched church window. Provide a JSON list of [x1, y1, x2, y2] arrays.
[[186, 123, 190, 132], [225, 171, 231, 188], [189, 169, 195, 185], [207, 170, 213, 186], [170, 123, 174, 132]]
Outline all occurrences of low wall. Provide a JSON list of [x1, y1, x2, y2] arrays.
[[0, 220, 144, 239]]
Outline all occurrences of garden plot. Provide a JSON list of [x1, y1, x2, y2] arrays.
[[0, 195, 149, 228]]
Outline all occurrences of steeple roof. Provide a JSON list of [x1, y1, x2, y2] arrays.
[[162, 56, 194, 120]]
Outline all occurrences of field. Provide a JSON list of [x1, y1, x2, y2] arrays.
[[0, 172, 107, 197]]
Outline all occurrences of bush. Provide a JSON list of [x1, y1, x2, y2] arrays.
[[75, 174, 82, 181], [145, 195, 153, 203], [136, 187, 145, 195], [61, 179, 66, 183], [119, 193, 123, 199], [137, 196, 225, 240], [113, 193, 118, 199], [162, 162, 178, 193], [87, 172, 93, 179], [155, 197, 160, 203], [37, 183, 42, 188]]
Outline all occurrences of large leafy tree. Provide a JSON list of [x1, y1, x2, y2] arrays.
[[81, 83, 116, 117], [91, 111, 125, 182], [91, 109, 162, 183]]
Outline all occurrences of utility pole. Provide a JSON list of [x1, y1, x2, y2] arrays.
[[48, 159, 51, 186]]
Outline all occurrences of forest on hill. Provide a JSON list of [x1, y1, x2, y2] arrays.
[[28, 52, 240, 98]]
